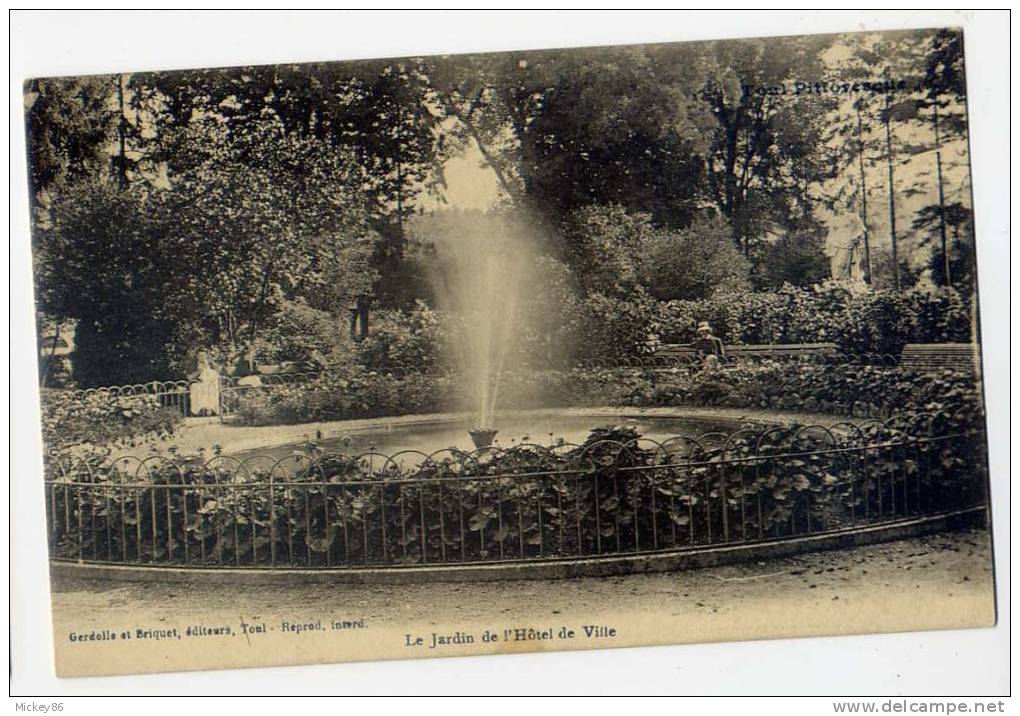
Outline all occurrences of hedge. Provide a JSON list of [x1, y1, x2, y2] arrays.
[[576, 362, 980, 420], [233, 361, 980, 427], [331, 282, 975, 369], [655, 282, 973, 353]]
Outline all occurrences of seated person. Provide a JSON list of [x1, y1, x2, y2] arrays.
[[692, 321, 725, 370]]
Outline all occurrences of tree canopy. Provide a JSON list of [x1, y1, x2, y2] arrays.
[[26, 28, 977, 386]]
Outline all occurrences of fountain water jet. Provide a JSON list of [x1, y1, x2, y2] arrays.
[[424, 213, 535, 444]]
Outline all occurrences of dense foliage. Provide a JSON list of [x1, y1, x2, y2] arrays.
[[29, 29, 976, 390], [40, 390, 181, 451], [231, 357, 979, 428], [248, 280, 974, 380], [581, 363, 980, 420], [656, 282, 973, 349], [560, 207, 751, 301], [35, 32, 987, 573], [35, 130, 379, 386], [355, 302, 449, 374]]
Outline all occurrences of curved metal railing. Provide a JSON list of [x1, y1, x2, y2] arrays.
[[58, 381, 192, 417], [44, 409, 987, 570]]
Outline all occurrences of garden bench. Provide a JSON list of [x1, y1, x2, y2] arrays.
[[656, 342, 837, 361], [222, 360, 323, 377], [900, 344, 980, 372], [656, 342, 979, 372]]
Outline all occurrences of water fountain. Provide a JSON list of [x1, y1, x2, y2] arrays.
[[425, 213, 532, 448], [236, 216, 747, 462]]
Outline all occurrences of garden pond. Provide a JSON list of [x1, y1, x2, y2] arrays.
[[233, 412, 744, 464]]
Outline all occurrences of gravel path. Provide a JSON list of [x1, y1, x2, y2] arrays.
[[51, 529, 993, 629], [47, 529, 995, 676]]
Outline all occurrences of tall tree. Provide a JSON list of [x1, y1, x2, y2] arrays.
[[855, 98, 873, 282], [923, 28, 969, 287], [155, 121, 380, 350], [426, 38, 839, 265], [691, 37, 839, 255], [824, 30, 936, 290], [24, 76, 116, 207], [426, 44, 719, 222], [35, 179, 180, 385], [137, 61, 446, 306]]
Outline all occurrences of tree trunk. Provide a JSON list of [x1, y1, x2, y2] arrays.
[[856, 103, 872, 284], [438, 90, 518, 200], [884, 92, 899, 290], [934, 103, 951, 286], [116, 74, 128, 190], [396, 109, 405, 250], [722, 118, 742, 252]]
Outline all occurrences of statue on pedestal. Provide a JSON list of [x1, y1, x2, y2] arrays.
[[188, 350, 221, 416]]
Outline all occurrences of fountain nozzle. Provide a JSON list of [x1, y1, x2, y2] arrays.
[[468, 428, 498, 450]]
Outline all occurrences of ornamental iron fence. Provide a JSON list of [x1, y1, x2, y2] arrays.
[[218, 370, 352, 416], [66, 381, 192, 417], [44, 409, 987, 570]]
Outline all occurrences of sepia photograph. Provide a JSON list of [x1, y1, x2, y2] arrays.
[[11, 10, 1007, 695]]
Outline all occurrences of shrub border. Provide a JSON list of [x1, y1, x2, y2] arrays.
[[51, 507, 986, 586]]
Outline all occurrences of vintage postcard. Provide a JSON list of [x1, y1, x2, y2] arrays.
[[25, 26, 995, 678]]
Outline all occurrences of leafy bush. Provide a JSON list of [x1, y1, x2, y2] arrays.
[[657, 282, 855, 344], [638, 214, 752, 300], [561, 206, 751, 301], [834, 291, 915, 357], [40, 389, 181, 451], [579, 288, 662, 360], [356, 301, 449, 373], [656, 281, 974, 350], [254, 299, 358, 365], [232, 355, 979, 429], [753, 233, 830, 290], [234, 365, 457, 426], [571, 362, 980, 420], [905, 286, 973, 343]]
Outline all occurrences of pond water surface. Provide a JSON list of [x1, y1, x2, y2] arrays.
[[237, 412, 742, 463]]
